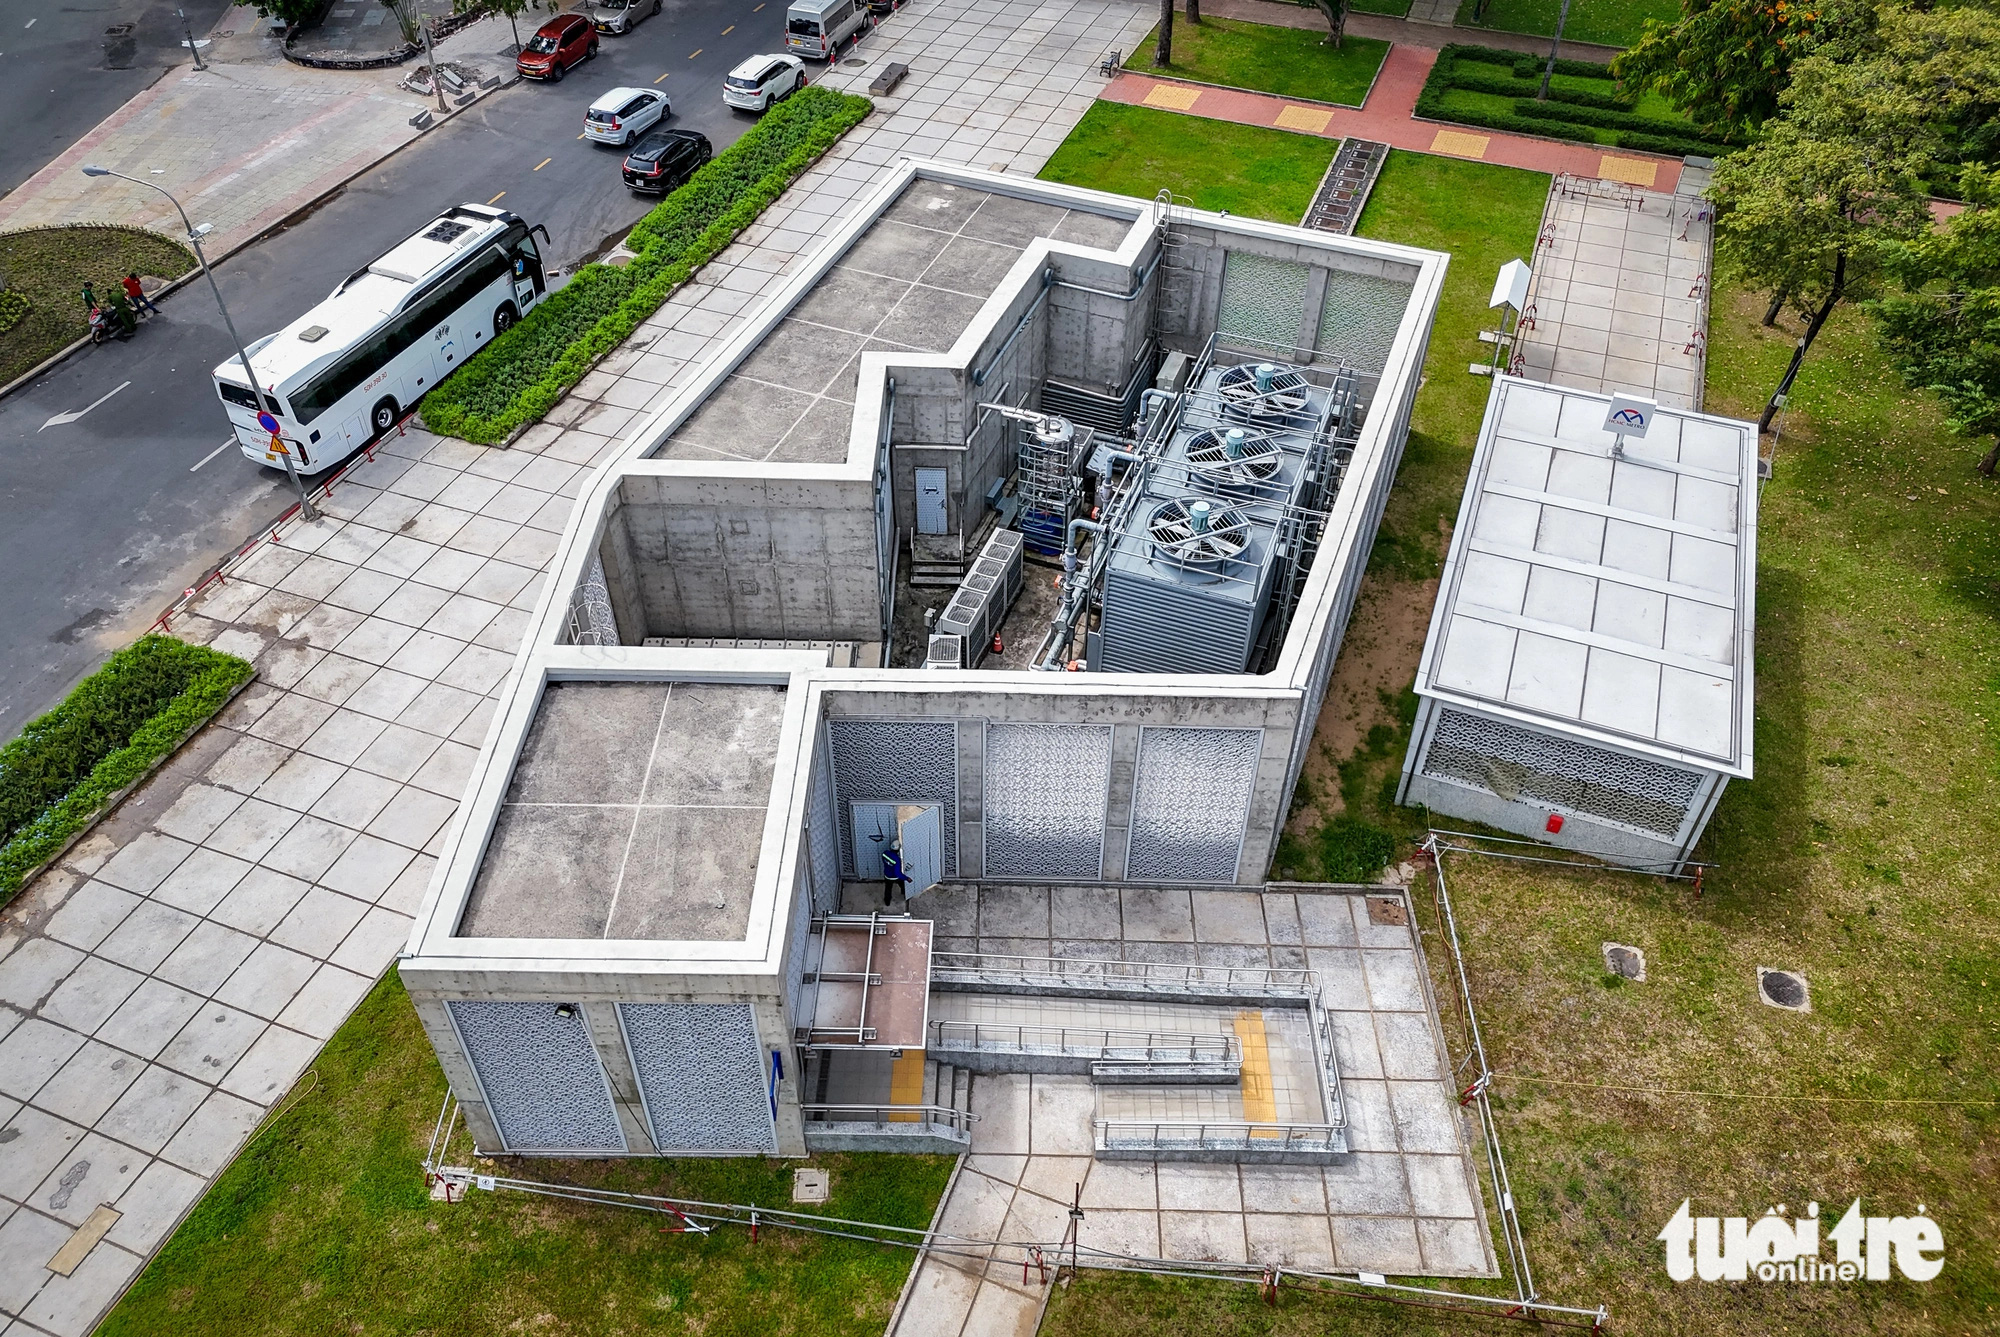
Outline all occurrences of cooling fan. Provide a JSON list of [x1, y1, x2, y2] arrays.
[[1184, 427, 1284, 488], [1215, 361, 1311, 420], [1147, 497, 1252, 567]]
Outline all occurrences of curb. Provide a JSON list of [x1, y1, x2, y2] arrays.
[[0, 55, 520, 407]]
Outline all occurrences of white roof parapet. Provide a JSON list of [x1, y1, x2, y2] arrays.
[[1414, 376, 1759, 776]]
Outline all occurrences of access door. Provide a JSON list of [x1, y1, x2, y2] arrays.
[[851, 802, 942, 897], [914, 467, 948, 535]]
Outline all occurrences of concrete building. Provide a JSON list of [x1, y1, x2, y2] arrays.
[[400, 161, 1451, 1162], [1397, 376, 1758, 869]]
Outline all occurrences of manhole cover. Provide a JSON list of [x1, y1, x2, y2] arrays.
[[842, 57, 868, 67], [1603, 942, 1645, 981], [104, 23, 134, 34], [1365, 895, 1407, 927], [1758, 967, 1810, 1011], [792, 1168, 830, 1204]]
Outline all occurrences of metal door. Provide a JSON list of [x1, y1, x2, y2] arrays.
[[915, 467, 948, 535], [851, 801, 942, 898]]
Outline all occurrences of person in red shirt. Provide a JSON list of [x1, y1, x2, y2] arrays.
[[120, 272, 161, 317]]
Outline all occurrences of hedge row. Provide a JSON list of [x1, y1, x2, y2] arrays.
[[1441, 63, 1636, 112], [1510, 98, 1719, 141], [0, 636, 253, 902], [1445, 44, 1617, 82], [420, 87, 872, 444]]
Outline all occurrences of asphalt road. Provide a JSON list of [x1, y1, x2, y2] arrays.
[[0, 0, 810, 735], [0, 0, 237, 197]]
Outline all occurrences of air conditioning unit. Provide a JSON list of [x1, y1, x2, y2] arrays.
[[924, 634, 964, 669], [935, 527, 1026, 666]]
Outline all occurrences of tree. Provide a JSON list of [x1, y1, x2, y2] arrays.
[[1871, 168, 2000, 473], [1613, 0, 1838, 140], [457, 0, 537, 52], [1186, 0, 1199, 27], [1711, 43, 1938, 432], [1299, 0, 1349, 49], [1154, 0, 1172, 67], [380, 0, 423, 46], [243, 0, 323, 27]]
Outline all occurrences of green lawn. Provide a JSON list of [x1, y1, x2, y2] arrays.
[[1039, 102, 1336, 223], [1125, 16, 1390, 106], [1452, 0, 1676, 47], [99, 972, 954, 1337], [0, 225, 195, 384], [1351, 0, 1411, 14]]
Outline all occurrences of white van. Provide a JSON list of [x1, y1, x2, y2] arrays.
[[785, 0, 866, 60]]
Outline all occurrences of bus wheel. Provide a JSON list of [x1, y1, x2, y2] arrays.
[[370, 397, 400, 439], [494, 303, 518, 335]]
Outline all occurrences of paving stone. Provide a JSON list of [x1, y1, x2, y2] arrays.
[[1119, 888, 1193, 942], [1296, 894, 1360, 946], [96, 1063, 208, 1155], [203, 798, 301, 863], [221, 1025, 320, 1105], [215, 944, 319, 1020], [148, 848, 255, 917], [19, 1232, 143, 1334], [0, 1205, 72, 1313], [207, 868, 313, 938], [156, 1003, 266, 1084], [275, 964, 374, 1040], [0, 1020, 87, 1103], [1331, 1214, 1424, 1273], [93, 833, 196, 895], [364, 788, 457, 855], [268, 890, 370, 959], [150, 783, 248, 845], [29, 1131, 144, 1228], [159, 1090, 264, 1176], [1191, 890, 1266, 944], [41, 884, 141, 953], [1416, 1215, 1493, 1275], [93, 902, 201, 975], [109, 1158, 208, 1254], [1388, 1081, 1465, 1155], [330, 906, 413, 974], [261, 815, 357, 883], [1158, 1211, 1249, 1264], [34, 1042, 144, 1126], [92, 979, 205, 1061], [40, 958, 145, 1034]]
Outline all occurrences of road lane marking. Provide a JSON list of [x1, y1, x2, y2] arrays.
[[533, 157, 552, 170], [653, 71, 669, 83], [191, 438, 234, 471], [487, 191, 506, 204], [689, 47, 701, 57], [577, 132, 586, 138], [720, 24, 733, 34], [40, 381, 131, 431], [753, 3, 764, 9]]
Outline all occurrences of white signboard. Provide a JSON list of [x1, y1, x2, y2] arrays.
[[1489, 259, 1531, 312], [1603, 392, 1657, 438]]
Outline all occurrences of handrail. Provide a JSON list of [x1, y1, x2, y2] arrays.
[[800, 1102, 975, 1134], [1093, 1118, 1345, 1151], [930, 1019, 1238, 1063], [931, 951, 1317, 996]]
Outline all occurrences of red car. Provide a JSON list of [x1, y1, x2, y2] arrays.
[[517, 14, 597, 82]]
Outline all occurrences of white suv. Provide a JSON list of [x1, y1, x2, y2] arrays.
[[583, 87, 669, 145], [723, 54, 807, 112]]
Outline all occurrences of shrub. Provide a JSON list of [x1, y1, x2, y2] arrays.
[[0, 289, 26, 337], [1315, 816, 1401, 883], [1510, 98, 1723, 141], [0, 636, 253, 901], [420, 87, 871, 444], [1443, 63, 1635, 111]]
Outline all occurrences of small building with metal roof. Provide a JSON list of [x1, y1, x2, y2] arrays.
[[1395, 376, 1758, 870]]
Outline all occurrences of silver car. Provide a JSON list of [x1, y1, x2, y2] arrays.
[[591, 0, 661, 35]]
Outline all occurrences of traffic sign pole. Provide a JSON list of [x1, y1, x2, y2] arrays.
[[256, 411, 317, 522]]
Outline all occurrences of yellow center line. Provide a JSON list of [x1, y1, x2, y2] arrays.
[[577, 132, 586, 139], [721, 23, 734, 34], [533, 157, 552, 171], [689, 47, 702, 57], [653, 71, 670, 83], [487, 191, 506, 205]]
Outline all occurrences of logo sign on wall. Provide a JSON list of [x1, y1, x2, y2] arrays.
[[1658, 1200, 1945, 1283], [1603, 392, 1656, 439]]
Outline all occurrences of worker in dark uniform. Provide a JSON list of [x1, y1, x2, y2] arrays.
[[881, 838, 908, 907]]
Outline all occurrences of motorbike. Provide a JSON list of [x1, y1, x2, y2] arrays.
[[88, 305, 134, 345]]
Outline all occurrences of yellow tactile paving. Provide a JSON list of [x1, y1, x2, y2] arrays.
[[1234, 1009, 1279, 1132], [1142, 82, 1203, 111], [1430, 129, 1491, 159], [1598, 154, 1660, 186], [1274, 104, 1333, 134], [889, 1048, 926, 1122]]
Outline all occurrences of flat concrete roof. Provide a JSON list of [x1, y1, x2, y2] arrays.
[[457, 679, 786, 939], [1417, 377, 1757, 774], [654, 181, 1132, 465]]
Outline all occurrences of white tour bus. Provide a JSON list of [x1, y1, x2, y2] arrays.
[[784, 0, 866, 60], [213, 202, 550, 472]]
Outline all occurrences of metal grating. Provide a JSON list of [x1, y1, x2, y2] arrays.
[[620, 1003, 775, 1153], [828, 719, 958, 877], [1316, 270, 1411, 374], [1217, 251, 1311, 358], [1421, 707, 1702, 837], [1126, 727, 1262, 882], [1303, 138, 1389, 236], [449, 1000, 625, 1152], [983, 723, 1113, 879]]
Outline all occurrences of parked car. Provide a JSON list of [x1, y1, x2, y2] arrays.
[[622, 128, 713, 194], [584, 87, 669, 146], [590, 0, 662, 35], [723, 54, 808, 112], [517, 14, 596, 81]]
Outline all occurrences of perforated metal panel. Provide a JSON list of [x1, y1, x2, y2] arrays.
[[807, 742, 841, 913], [1127, 727, 1263, 882], [1316, 271, 1412, 372], [619, 1003, 775, 1153], [566, 553, 619, 646], [1420, 707, 1701, 837], [448, 1000, 625, 1153], [784, 851, 813, 1032], [1217, 251, 1311, 356], [983, 723, 1112, 879], [828, 720, 957, 877]]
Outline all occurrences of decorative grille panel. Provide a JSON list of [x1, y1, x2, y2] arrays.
[[785, 846, 813, 1031], [1127, 727, 1262, 882], [807, 741, 841, 912], [1421, 707, 1701, 837], [620, 1003, 774, 1153], [448, 1000, 624, 1152], [983, 724, 1112, 879], [1316, 271, 1412, 373], [1217, 251, 1311, 357], [566, 552, 619, 646], [828, 720, 957, 877]]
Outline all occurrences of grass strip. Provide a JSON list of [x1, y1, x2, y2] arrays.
[[0, 635, 253, 902], [1040, 101, 1337, 224], [1451, 0, 1677, 49], [1124, 16, 1389, 107], [419, 87, 872, 445]]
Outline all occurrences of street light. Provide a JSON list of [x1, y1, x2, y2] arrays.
[[80, 165, 318, 520]]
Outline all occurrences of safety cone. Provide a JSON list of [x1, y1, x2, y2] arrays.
[[991, 632, 1004, 657]]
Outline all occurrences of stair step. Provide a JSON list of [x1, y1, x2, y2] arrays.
[[923, 1059, 940, 1107], [952, 1065, 971, 1114]]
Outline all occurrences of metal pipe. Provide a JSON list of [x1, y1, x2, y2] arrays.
[[971, 268, 1052, 387], [1049, 246, 1165, 302]]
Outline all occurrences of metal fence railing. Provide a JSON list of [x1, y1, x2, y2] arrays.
[[930, 1020, 1238, 1066], [1093, 1119, 1345, 1155], [801, 1102, 974, 1137], [930, 951, 1314, 998]]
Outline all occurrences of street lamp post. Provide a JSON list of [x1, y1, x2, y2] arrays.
[[81, 165, 318, 521], [177, 8, 209, 71]]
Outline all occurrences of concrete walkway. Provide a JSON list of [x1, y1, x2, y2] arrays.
[[1104, 45, 1684, 194]]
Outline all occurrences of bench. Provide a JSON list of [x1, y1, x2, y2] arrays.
[[1099, 50, 1120, 76], [867, 62, 908, 96]]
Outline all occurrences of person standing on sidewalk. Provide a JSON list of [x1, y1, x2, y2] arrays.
[[880, 839, 909, 907], [122, 273, 161, 317]]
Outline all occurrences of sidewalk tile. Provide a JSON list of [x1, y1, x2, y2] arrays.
[[94, 980, 206, 1061], [351, 723, 443, 783], [42, 958, 145, 1034], [160, 1090, 263, 1176], [98, 1063, 207, 1155], [318, 835, 415, 901], [151, 784, 248, 846], [215, 944, 317, 1020], [261, 816, 357, 886], [108, 1159, 207, 1254], [153, 921, 261, 996], [310, 770, 402, 830], [0, 1020, 87, 1102], [220, 1025, 319, 1104], [331, 907, 413, 975], [157, 1003, 265, 1083], [94, 903, 201, 974], [204, 799, 300, 863], [268, 889, 370, 958], [94, 834, 197, 896], [276, 964, 374, 1039], [36, 1041, 145, 1126], [31, 1132, 145, 1227], [42, 885, 142, 954]]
